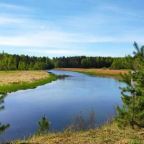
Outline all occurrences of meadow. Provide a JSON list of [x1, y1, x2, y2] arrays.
[[57, 68, 128, 79], [0, 71, 57, 94]]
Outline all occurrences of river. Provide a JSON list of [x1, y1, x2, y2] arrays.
[[0, 70, 123, 142]]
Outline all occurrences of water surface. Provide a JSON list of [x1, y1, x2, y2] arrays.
[[0, 70, 123, 141]]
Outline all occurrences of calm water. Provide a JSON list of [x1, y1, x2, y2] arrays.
[[0, 70, 123, 142]]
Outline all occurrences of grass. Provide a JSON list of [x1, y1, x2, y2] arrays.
[[57, 68, 129, 79], [0, 71, 58, 95], [13, 122, 144, 144], [0, 71, 50, 85]]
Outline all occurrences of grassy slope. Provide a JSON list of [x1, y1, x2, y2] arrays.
[[57, 68, 129, 79], [14, 123, 144, 144], [0, 71, 58, 94]]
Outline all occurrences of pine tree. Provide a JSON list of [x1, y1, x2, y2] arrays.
[[116, 42, 144, 129], [37, 115, 50, 134], [0, 95, 10, 134]]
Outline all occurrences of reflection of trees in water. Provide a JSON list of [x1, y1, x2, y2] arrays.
[[68, 111, 96, 131], [0, 94, 10, 134]]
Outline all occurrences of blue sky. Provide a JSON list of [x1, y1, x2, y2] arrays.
[[0, 0, 144, 57]]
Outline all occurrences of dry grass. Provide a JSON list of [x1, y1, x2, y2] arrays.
[[0, 71, 49, 85], [14, 123, 144, 144], [0, 70, 57, 95], [57, 68, 128, 78]]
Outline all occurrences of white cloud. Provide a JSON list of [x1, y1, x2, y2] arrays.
[[0, 13, 143, 48], [0, 16, 24, 25], [28, 49, 83, 55], [0, 31, 97, 47], [0, 30, 143, 48], [0, 2, 30, 11], [0, 2, 143, 57]]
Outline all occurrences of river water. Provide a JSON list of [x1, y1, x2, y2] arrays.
[[0, 70, 123, 142]]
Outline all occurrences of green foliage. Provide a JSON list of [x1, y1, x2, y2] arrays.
[[0, 123, 10, 134], [53, 56, 133, 69], [81, 58, 91, 68], [116, 42, 144, 129], [0, 52, 134, 70], [0, 95, 10, 134], [133, 41, 144, 59], [37, 115, 50, 134], [0, 52, 54, 70], [111, 56, 133, 69]]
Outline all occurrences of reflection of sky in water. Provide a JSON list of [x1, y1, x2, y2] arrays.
[[0, 70, 123, 142]]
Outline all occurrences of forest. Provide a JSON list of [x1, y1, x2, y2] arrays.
[[0, 52, 54, 70], [53, 56, 133, 69], [0, 52, 133, 70]]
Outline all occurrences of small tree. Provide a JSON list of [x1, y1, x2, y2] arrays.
[[0, 95, 10, 134], [37, 115, 50, 134], [116, 42, 144, 129]]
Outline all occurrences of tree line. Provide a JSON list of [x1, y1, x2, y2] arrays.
[[0, 52, 54, 70], [53, 56, 133, 69], [0, 52, 134, 71]]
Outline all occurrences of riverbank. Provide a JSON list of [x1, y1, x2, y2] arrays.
[[14, 122, 144, 144], [0, 71, 58, 94], [57, 68, 128, 79]]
